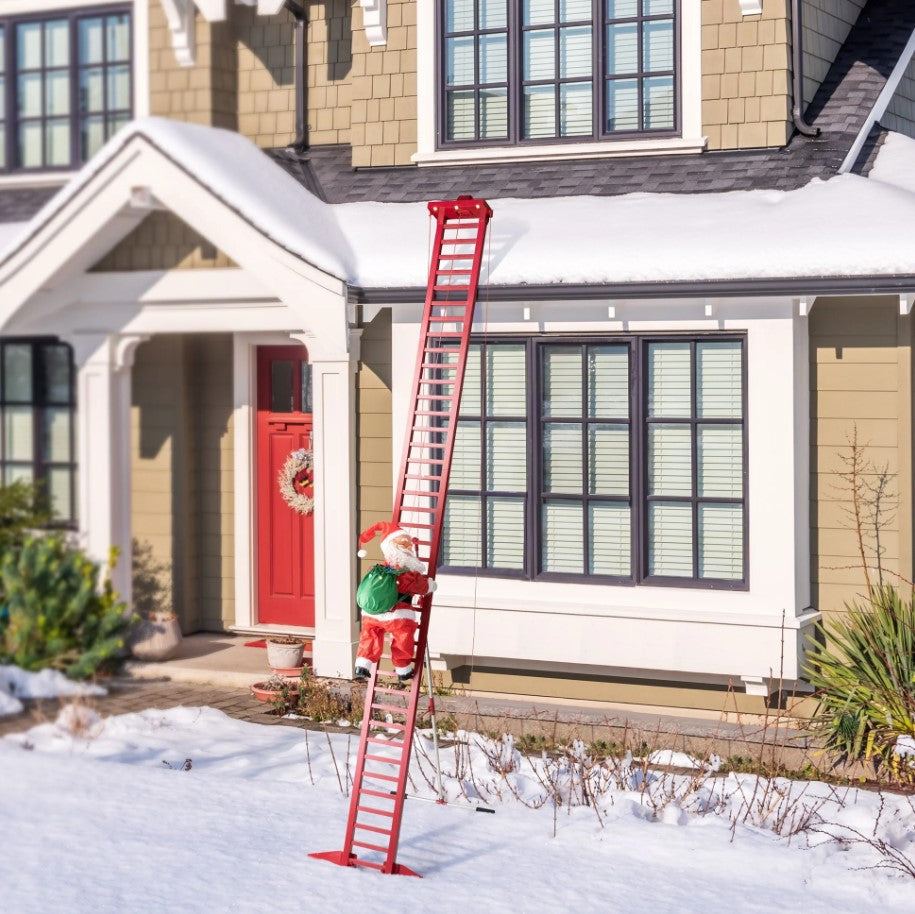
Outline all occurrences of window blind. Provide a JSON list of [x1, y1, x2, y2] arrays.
[[589, 502, 630, 575], [486, 344, 526, 415], [442, 496, 483, 566], [648, 342, 691, 416], [588, 346, 628, 417], [544, 423, 582, 493], [451, 420, 481, 489], [588, 424, 628, 495], [697, 341, 742, 418], [699, 503, 743, 580], [648, 502, 692, 576], [487, 496, 525, 568], [648, 423, 691, 496], [698, 424, 742, 498], [544, 348, 582, 417], [543, 500, 583, 573], [487, 421, 527, 489]]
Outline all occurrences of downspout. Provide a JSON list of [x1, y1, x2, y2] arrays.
[[791, 0, 820, 137], [285, 1, 308, 150]]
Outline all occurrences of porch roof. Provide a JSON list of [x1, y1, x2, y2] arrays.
[[4, 120, 915, 305]]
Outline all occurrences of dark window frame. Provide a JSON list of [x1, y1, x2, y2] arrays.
[[0, 337, 77, 527], [441, 332, 748, 591], [436, 0, 680, 149], [0, 4, 133, 174]]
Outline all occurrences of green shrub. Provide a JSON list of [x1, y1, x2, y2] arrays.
[[0, 535, 135, 679], [804, 585, 915, 776]]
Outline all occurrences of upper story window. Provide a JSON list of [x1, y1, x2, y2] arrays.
[[441, 334, 747, 589], [1, 338, 77, 525], [0, 8, 132, 172], [440, 0, 677, 146]]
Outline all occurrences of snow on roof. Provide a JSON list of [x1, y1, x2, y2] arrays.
[[7, 118, 915, 291]]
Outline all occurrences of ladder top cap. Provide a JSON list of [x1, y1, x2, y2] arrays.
[[427, 196, 494, 219]]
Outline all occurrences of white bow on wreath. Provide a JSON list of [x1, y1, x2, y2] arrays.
[[278, 448, 315, 515]]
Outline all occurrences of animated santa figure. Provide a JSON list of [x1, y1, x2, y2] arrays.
[[353, 521, 437, 683]]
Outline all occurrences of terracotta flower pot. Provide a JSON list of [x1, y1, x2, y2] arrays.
[[130, 612, 183, 661], [251, 681, 299, 703], [266, 638, 305, 671]]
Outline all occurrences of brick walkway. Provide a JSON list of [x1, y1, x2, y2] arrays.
[[0, 675, 300, 739]]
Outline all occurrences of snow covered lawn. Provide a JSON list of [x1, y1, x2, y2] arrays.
[[1, 704, 913, 913]]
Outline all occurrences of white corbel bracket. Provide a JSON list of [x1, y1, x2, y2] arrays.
[[115, 334, 151, 372], [738, 0, 763, 14], [796, 296, 812, 317], [160, 0, 197, 67], [900, 293, 914, 316], [360, 0, 388, 46]]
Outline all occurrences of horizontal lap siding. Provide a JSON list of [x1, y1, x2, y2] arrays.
[[809, 297, 912, 625]]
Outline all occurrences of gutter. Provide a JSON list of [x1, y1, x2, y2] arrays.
[[790, 0, 819, 137], [350, 275, 915, 304], [285, 1, 308, 150]]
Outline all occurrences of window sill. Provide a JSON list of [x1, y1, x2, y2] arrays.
[[412, 136, 707, 167], [0, 171, 75, 188]]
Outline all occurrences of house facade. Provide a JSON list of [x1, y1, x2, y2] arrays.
[[1, 0, 915, 712]]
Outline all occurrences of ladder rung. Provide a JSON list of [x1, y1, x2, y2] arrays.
[[368, 723, 407, 735], [352, 858, 385, 871], [414, 378, 455, 386], [433, 285, 469, 293], [425, 332, 465, 338], [371, 703, 408, 714], [413, 411, 450, 418], [362, 770, 399, 783], [401, 490, 439, 499], [364, 753, 402, 766], [352, 839, 390, 854], [357, 804, 395, 818], [435, 269, 472, 276], [404, 474, 442, 482], [354, 822, 394, 836], [360, 787, 397, 800]]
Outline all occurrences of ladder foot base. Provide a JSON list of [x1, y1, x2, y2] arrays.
[[309, 850, 422, 878]]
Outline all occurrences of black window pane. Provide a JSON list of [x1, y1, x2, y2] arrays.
[[4, 344, 32, 400], [270, 361, 294, 412], [43, 344, 72, 402]]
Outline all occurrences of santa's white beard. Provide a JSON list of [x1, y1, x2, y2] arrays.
[[382, 543, 424, 572]]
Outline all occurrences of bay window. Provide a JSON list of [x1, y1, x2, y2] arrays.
[[442, 334, 747, 587], [1, 8, 132, 171], [440, 0, 677, 146]]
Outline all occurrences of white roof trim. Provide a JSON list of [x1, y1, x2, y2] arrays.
[[839, 27, 915, 174]]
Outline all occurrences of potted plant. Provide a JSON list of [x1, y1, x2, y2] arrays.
[[266, 635, 306, 673], [129, 609, 183, 662], [251, 671, 298, 707]]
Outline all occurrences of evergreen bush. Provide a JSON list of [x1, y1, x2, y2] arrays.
[[804, 585, 915, 777], [0, 480, 50, 626], [0, 535, 135, 679]]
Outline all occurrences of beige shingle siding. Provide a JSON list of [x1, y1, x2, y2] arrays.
[[91, 212, 237, 271], [149, 1, 237, 129], [350, 0, 417, 167], [809, 298, 913, 627], [701, 0, 791, 150], [882, 55, 915, 140], [357, 311, 394, 575], [131, 335, 235, 634], [801, 0, 864, 106]]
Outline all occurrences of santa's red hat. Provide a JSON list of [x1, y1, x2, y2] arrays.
[[357, 521, 413, 558]]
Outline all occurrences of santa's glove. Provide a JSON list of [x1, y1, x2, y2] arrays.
[[426, 578, 437, 594], [357, 549, 367, 558]]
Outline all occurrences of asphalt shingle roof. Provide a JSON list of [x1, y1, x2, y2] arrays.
[[266, 0, 915, 203], [0, 0, 911, 223]]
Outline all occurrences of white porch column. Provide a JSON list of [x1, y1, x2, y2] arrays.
[[69, 333, 146, 610], [305, 332, 361, 677]]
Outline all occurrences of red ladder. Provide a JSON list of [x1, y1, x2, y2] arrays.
[[310, 195, 493, 877]]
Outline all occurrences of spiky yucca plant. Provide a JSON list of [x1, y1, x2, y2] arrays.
[[804, 585, 915, 777]]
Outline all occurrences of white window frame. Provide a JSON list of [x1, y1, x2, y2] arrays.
[[415, 0, 704, 165]]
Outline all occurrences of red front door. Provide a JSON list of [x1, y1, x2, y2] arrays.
[[256, 346, 315, 627]]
